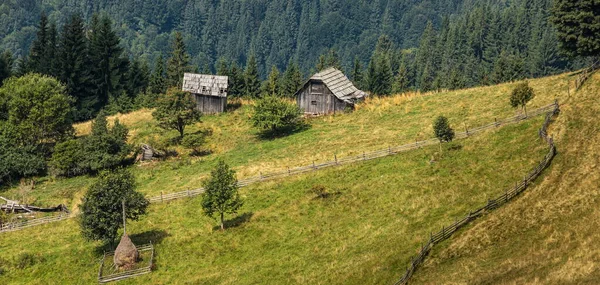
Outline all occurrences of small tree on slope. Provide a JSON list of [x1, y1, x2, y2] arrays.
[[202, 160, 243, 231], [153, 87, 201, 139], [510, 81, 535, 117], [433, 116, 455, 152]]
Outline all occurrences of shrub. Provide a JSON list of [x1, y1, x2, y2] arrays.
[[49, 139, 86, 177], [310, 184, 329, 198], [510, 81, 535, 116], [251, 95, 303, 137]]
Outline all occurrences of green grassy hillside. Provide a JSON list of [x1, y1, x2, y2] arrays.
[[0, 71, 579, 284], [408, 73, 600, 284], [1, 72, 570, 210]]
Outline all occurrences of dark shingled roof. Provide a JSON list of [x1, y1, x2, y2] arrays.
[[298, 67, 367, 103], [182, 73, 228, 97]]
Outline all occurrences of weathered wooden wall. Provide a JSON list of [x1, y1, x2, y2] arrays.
[[192, 94, 226, 114], [296, 81, 349, 115]]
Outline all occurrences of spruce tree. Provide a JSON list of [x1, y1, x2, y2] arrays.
[[351, 57, 364, 89], [263, 65, 281, 96], [28, 13, 50, 74], [88, 14, 127, 109], [392, 56, 409, 94], [282, 60, 303, 98], [59, 14, 94, 121], [216, 57, 229, 76], [228, 62, 244, 98], [149, 55, 167, 95], [0, 51, 13, 87], [374, 54, 393, 95], [244, 53, 261, 98], [166, 32, 191, 88], [550, 0, 600, 57], [316, 54, 327, 71]]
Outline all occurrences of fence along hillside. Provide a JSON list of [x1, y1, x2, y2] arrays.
[[0, 103, 557, 234], [393, 102, 560, 285]]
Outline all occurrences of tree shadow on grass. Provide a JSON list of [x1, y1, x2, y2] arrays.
[[226, 100, 243, 112], [212, 212, 253, 231], [257, 123, 311, 140]]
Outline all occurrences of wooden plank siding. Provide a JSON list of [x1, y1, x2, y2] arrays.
[[192, 94, 227, 114], [296, 81, 349, 115]]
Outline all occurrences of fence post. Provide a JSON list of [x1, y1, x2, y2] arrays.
[[335, 154, 338, 165], [313, 161, 316, 170], [464, 123, 469, 136], [363, 152, 366, 160], [389, 146, 391, 154], [287, 166, 290, 175], [160, 192, 163, 203], [260, 172, 263, 180], [495, 118, 498, 127], [187, 189, 191, 197]]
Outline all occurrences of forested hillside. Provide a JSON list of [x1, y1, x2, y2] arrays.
[[0, 0, 581, 81]]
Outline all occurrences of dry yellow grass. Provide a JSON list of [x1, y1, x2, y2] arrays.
[[410, 72, 600, 284]]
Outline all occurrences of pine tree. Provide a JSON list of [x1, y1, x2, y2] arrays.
[[0, 50, 13, 87], [88, 14, 127, 109], [215, 57, 229, 76], [149, 55, 166, 95], [59, 14, 94, 120], [416, 21, 437, 92], [351, 57, 364, 89], [244, 53, 261, 98], [365, 57, 377, 93], [551, 0, 600, 57], [392, 56, 409, 94], [325, 49, 343, 71], [282, 60, 303, 98], [374, 54, 393, 95], [263, 65, 281, 96], [316, 54, 326, 71], [46, 21, 59, 77], [28, 13, 49, 74], [166, 32, 191, 88], [228, 62, 244, 98]]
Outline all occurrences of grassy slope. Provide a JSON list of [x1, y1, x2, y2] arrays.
[[410, 72, 600, 284], [0, 117, 547, 284], [0, 73, 570, 210]]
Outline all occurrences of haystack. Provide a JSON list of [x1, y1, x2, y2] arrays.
[[114, 234, 139, 270]]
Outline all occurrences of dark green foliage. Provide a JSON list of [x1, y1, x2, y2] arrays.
[[49, 139, 86, 177], [88, 14, 128, 109], [152, 87, 201, 139], [0, 130, 46, 183], [263, 66, 281, 96], [433, 116, 455, 143], [351, 57, 364, 89], [251, 95, 303, 137], [166, 32, 191, 88], [0, 74, 74, 147], [81, 113, 132, 173], [510, 81, 535, 115], [0, 50, 13, 86], [282, 60, 304, 98], [227, 62, 244, 98], [80, 169, 149, 243], [392, 56, 410, 94], [202, 160, 243, 230], [149, 55, 167, 95], [551, 0, 600, 57], [59, 14, 95, 121], [27, 12, 49, 75], [244, 54, 261, 98]]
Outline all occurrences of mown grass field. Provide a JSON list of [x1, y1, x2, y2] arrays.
[[0, 114, 548, 284], [0, 72, 571, 210], [408, 72, 600, 284]]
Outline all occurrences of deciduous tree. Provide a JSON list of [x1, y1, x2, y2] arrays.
[[202, 160, 243, 231]]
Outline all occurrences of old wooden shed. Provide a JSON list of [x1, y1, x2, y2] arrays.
[[182, 73, 228, 114], [295, 67, 367, 115]]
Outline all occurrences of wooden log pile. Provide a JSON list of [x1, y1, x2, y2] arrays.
[[0, 197, 69, 214]]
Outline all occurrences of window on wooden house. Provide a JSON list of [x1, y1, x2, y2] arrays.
[[311, 101, 317, 105]]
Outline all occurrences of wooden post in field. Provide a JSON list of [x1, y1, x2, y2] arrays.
[[260, 172, 263, 180], [160, 192, 163, 203], [313, 161, 316, 170], [363, 152, 366, 160], [335, 154, 338, 165], [187, 189, 191, 197], [495, 118, 498, 127], [464, 122, 469, 136], [287, 166, 290, 175]]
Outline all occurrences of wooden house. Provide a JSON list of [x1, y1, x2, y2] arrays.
[[295, 67, 367, 115], [182, 73, 228, 114]]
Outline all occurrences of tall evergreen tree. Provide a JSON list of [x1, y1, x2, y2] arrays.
[[166, 32, 191, 88], [228, 62, 244, 98], [46, 21, 59, 77], [392, 56, 409, 94], [263, 65, 281, 96], [551, 0, 600, 57], [351, 57, 364, 89], [59, 14, 94, 120], [0, 51, 13, 87], [149, 55, 167, 95], [88, 14, 128, 109], [28, 13, 50, 74], [215, 57, 229, 76], [282, 60, 303, 98], [244, 53, 261, 98]]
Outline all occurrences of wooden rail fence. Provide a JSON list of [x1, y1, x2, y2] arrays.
[[393, 102, 560, 285], [147, 103, 558, 204], [0, 103, 558, 234], [98, 243, 154, 283], [574, 59, 599, 90]]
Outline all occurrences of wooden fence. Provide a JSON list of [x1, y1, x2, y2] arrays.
[[148, 103, 558, 204], [0, 103, 558, 233], [98, 243, 154, 283], [0, 212, 70, 233], [574, 59, 599, 90], [393, 103, 560, 285]]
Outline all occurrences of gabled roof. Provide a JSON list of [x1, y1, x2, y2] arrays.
[[182, 73, 228, 97], [297, 67, 367, 103]]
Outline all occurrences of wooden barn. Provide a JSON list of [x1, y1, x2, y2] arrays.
[[295, 67, 367, 115], [182, 73, 228, 114]]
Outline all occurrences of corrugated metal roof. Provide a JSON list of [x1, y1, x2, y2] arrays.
[[182, 73, 229, 97], [306, 67, 367, 102]]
